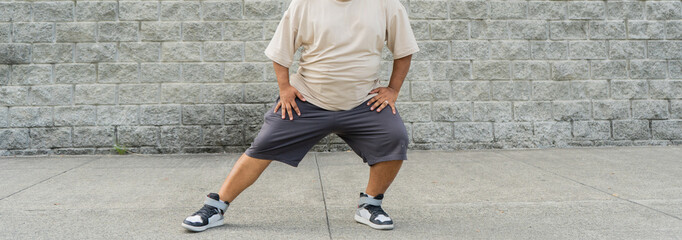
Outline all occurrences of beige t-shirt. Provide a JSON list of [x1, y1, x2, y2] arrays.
[[264, 0, 420, 111]]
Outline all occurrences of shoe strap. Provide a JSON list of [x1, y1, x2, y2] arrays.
[[204, 196, 228, 211], [358, 195, 382, 207]]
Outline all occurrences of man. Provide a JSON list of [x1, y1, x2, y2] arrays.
[[182, 0, 419, 232]]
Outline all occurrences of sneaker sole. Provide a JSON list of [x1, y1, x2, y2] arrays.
[[354, 214, 394, 230], [181, 219, 224, 232]]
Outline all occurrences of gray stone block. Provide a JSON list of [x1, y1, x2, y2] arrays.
[[609, 41, 646, 59], [569, 41, 607, 59], [202, 1, 243, 20], [140, 22, 181, 41], [0, 128, 30, 149], [117, 126, 158, 146], [29, 127, 71, 149], [0, 44, 31, 64], [55, 64, 96, 84], [183, 22, 222, 41], [513, 101, 552, 121], [75, 43, 116, 63], [473, 102, 511, 122], [0, 65, 7, 85], [140, 105, 181, 125], [161, 42, 201, 62], [534, 121, 571, 140], [160, 83, 201, 104], [629, 60, 667, 79], [33, 2, 73, 21], [203, 42, 244, 62], [610, 80, 647, 100], [449, 0, 487, 19], [97, 22, 138, 42], [509, 20, 547, 40], [589, 21, 626, 39], [202, 125, 243, 146], [607, 1, 644, 20], [451, 81, 490, 101], [494, 122, 532, 141], [98, 63, 138, 83], [74, 84, 115, 105], [667, 21, 682, 39], [225, 63, 264, 82], [412, 41, 449, 61], [224, 21, 263, 41], [201, 83, 243, 103], [471, 20, 507, 39], [12, 23, 53, 43], [54, 106, 96, 126], [30, 85, 71, 106], [529, 2, 565, 20], [568, 1, 605, 19], [182, 104, 222, 125], [32, 44, 73, 63], [224, 104, 268, 125], [411, 81, 450, 101], [645, 1, 681, 20], [119, 1, 158, 21], [531, 41, 568, 60], [652, 120, 682, 139], [97, 105, 139, 126], [161, 1, 200, 21], [591, 60, 627, 79], [398, 102, 431, 122], [573, 121, 611, 140], [411, 21, 430, 40], [490, 41, 530, 60], [405, 61, 431, 81], [432, 102, 470, 122], [671, 101, 682, 119], [454, 122, 493, 142], [72, 126, 114, 147], [491, 2, 526, 19], [650, 80, 682, 99], [245, 41, 269, 62], [75, 1, 117, 21], [56, 23, 96, 43], [244, 83, 277, 103], [160, 126, 201, 147], [413, 122, 452, 143], [140, 63, 181, 83], [118, 84, 159, 104], [550, 21, 587, 40], [409, 0, 448, 19], [551, 61, 589, 80], [491, 81, 530, 101], [430, 21, 467, 40], [593, 100, 630, 120], [0, 107, 6, 127], [613, 120, 650, 140], [647, 41, 682, 59], [9, 107, 52, 127], [450, 41, 488, 60], [531, 81, 571, 101], [627, 21, 665, 39], [571, 80, 609, 100], [0, 2, 32, 22], [512, 61, 550, 80], [473, 61, 509, 80], [632, 100, 669, 119], [244, 0, 281, 19], [119, 43, 161, 62], [10, 64, 52, 85], [553, 101, 591, 121], [0, 86, 28, 106]]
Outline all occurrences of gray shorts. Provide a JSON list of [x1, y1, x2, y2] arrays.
[[244, 96, 409, 167]]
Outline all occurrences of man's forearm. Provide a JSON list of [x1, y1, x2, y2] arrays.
[[273, 61, 290, 89], [387, 54, 412, 93]]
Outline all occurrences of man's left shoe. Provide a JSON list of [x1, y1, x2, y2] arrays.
[[354, 192, 394, 230]]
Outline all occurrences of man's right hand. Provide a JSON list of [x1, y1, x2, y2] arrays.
[[274, 84, 306, 120]]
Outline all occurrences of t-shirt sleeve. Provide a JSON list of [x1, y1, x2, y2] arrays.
[[386, 0, 420, 60], [264, 6, 302, 68]]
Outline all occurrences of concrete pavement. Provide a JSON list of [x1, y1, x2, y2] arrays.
[[0, 146, 681, 239]]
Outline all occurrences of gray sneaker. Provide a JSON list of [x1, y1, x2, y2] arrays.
[[182, 193, 229, 232], [354, 192, 394, 230]]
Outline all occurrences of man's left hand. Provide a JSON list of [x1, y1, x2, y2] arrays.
[[367, 87, 398, 114]]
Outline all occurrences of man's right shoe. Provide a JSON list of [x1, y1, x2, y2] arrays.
[[182, 193, 229, 232]]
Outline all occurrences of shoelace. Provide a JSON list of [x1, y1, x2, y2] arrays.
[[193, 204, 220, 218], [364, 204, 388, 218]]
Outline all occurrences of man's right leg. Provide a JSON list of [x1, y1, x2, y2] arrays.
[[218, 153, 273, 203]]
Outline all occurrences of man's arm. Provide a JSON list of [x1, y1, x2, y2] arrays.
[[367, 54, 412, 114], [273, 61, 306, 120], [387, 54, 412, 93]]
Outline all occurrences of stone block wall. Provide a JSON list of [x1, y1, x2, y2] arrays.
[[0, 0, 681, 155]]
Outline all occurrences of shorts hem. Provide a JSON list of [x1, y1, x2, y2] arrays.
[[244, 151, 301, 168], [364, 153, 407, 166]]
